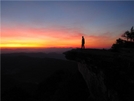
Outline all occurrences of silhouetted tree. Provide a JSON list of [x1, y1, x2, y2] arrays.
[[122, 26, 134, 42], [116, 38, 124, 44], [130, 26, 134, 41], [122, 31, 131, 41], [111, 26, 134, 50]]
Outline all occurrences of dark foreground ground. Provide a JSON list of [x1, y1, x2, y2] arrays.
[[1, 53, 89, 101], [1, 48, 134, 101], [64, 48, 134, 101]]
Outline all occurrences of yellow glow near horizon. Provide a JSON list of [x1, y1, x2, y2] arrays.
[[0, 43, 44, 48], [1, 26, 114, 49]]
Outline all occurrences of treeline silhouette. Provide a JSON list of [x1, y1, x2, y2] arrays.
[[111, 26, 134, 51]]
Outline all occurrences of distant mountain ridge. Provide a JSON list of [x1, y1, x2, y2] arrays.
[[1, 52, 66, 60], [2, 53, 89, 101]]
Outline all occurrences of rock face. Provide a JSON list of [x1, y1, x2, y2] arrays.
[[78, 62, 107, 101], [64, 48, 134, 101]]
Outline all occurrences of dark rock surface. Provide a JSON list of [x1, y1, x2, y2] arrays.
[[64, 48, 134, 101]]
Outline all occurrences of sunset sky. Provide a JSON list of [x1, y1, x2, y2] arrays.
[[1, 1, 134, 49]]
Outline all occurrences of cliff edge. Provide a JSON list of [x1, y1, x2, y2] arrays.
[[64, 48, 134, 101]]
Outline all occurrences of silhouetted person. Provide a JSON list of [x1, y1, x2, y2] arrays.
[[81, 36, 85, 49]]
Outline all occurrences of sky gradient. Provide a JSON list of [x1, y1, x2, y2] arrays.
[[1, 1, 134, 49]]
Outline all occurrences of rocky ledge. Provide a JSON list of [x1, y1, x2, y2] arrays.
[[64, 48, 134, 101]]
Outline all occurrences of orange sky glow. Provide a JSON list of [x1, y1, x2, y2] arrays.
[[1, 1, 133, 52], [1, 26, 115, 49]]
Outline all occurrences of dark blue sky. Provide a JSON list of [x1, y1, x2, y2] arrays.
[[1, 1, 134, 48]]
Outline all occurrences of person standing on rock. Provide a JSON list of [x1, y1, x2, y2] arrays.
[[81, 36, 85, 49]]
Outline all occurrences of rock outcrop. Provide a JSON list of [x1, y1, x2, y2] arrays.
[[64, 48, 134, 101], [78, 62, 107, 101]]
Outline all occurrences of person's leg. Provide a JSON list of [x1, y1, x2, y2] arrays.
[[81, 44, 83, 49]]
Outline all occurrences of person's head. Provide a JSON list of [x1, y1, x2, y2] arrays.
[[82, 36, 84, 38]]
